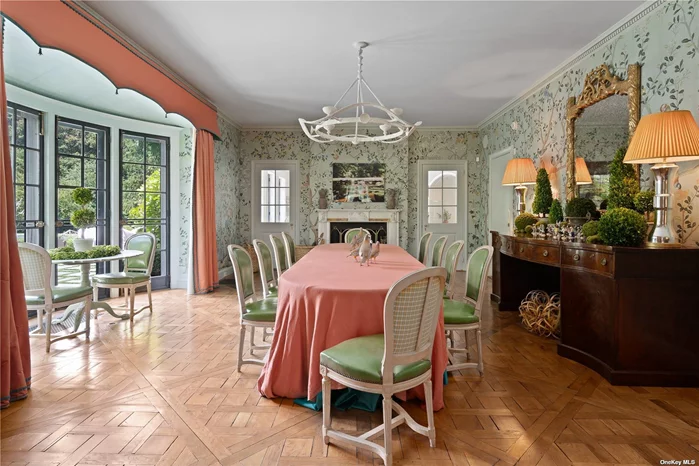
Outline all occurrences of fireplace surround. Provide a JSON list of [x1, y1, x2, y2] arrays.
[[317, 209, 400, 245]]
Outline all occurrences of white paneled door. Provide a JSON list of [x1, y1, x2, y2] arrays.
[[252, 160, 298, 245], [418, 161, 467, 269], [488, 147, 514, 240]]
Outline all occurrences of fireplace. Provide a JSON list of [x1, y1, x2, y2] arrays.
[[330, 222, 387, 244], [316, 208, 400, 245]]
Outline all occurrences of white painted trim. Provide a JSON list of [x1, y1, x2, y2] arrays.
[[487, 146, 514, 238], [416, 160, 468, 262], [250, 160, 301, 244], [478, 0, 662, 129]]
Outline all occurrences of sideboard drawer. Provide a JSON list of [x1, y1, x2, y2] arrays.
[[501, 238, 515, 256], [529, 244, 560, 266], [562, 248, 614, 275]]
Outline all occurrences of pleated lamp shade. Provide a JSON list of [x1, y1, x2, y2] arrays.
[[501, 158, 537, 186], [624, 110, 699, 164], [575, 158, 593, 185]]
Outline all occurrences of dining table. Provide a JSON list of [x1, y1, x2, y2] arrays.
[[51, 249, 144, 329], [257, 243, 449, 411]]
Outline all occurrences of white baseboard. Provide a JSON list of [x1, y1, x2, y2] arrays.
[[219, 266, 233, 281]]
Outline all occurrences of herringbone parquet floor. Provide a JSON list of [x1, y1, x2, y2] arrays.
[[2, 274, 699, 466]]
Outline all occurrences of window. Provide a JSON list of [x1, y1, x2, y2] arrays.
[[8, 102, 44, 245], [120, 131, 170, 289], [427, 170, 458, 224], [260, 169, 290, 223]]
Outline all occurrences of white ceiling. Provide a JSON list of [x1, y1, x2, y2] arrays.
[[3, 20, 192, 128], [85, 1, 644, 128]]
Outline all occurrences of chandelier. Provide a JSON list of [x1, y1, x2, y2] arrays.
[[298, 41, 421, 144]]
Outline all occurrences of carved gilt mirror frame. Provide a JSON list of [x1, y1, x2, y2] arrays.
[[565, 63, 641, 200]]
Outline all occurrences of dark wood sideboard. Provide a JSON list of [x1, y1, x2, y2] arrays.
[[491, 231, 699, 387]]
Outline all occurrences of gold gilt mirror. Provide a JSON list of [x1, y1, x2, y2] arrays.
[[565, 63, 641, 203]]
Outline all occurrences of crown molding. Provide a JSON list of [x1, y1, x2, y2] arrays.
[[218, 112, 243, 131], [477, 0, 663, 130], [72, 0, 218, 112]]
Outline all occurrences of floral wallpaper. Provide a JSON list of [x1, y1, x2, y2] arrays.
[[236, 129, 486, 256], [214, 117, 241, 270], [178, 129, 194, 279], [480, 0, 699, 247]]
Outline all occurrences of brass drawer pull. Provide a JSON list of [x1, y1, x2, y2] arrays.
[[543, 250, 549, 257], [601, 258, 608, 266], [573, 254, 580, 261]]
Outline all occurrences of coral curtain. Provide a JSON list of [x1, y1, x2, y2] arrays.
[[1, 24, 31, 409], [192, 130, 218, 294]]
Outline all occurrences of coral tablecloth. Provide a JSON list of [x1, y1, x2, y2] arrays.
[[257, 243, 448, 411]]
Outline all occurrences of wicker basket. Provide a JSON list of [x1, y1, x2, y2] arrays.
[[295, 245, 315, 260]]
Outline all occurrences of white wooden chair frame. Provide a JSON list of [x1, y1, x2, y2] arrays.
[[445, 245, 493, 375], [228, 244, 274, 371], [320, 267, 446, 466], [253, 239, 277, 298], [281, 231, 296, 268], [443, 240, 464, 300], [92, 232, 156, 322], [20, 242, 93, 352], [431, 235, 448, 267], [269, 234, 288, 281], [343, 227, 365, 243], [417, 232, 432, 265]]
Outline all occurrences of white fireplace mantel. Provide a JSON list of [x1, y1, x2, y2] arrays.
[[317, 209, 400, 245]]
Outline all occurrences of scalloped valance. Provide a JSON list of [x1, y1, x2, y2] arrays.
[[1, 0, 220, 136]]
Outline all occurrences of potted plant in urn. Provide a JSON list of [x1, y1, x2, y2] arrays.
[[634, 190, 655, 240], [532, 168, 553, 220], [564, 197, 597, 226], [70, 187, 96, 252]]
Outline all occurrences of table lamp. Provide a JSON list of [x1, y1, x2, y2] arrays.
[[575, 158, 593, 185], [624, 110, 699, 244], [502, 158, 537, 214]]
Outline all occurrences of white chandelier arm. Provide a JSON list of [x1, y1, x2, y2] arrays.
[[333, 78, 359, 109], [360, 78, 387, 109]]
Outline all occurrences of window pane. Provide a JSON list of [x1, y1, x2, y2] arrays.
[[25, 186, 41, 221], [145, 194, 164, 219], [26, 149, 41, 185], [57, 123, 82, 155], [122, 135, 145, 162], [84, 157, 97, 188], [122, 163, 144, 191], [145, 223, 163, 250], [18, 109, 41, 150], [261, 205, 274, 223], [146, 166, 163, 192], [146, 139, 166, 165], [442, 171, 458, 188], [123, 192, 145, 220], [14, 147, 24, 184], [84, 130, 97, 158], [261, 170, 274, 187], [427, 207, 442, 224], [443, 188, 458, 206], [428, 170, 442, 187], [58, 156, 81, 187], [427, 188, 442, 205], [277, 205, 289, 223], [7, 109, 13, 145], [277, 187, 290, 205], [57, 188, 78, 220], [276, 170, 290, 188], [16, 112, 26, 147], [15, 185, 25, 221], [441, 206, 457, 223]]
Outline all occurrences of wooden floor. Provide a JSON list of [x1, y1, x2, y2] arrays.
[[2, 274, 699, 466]]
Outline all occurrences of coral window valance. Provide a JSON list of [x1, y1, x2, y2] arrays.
[[1, 0, 220, 137]]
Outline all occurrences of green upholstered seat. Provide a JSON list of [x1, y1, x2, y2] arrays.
[[443, 240, 464, 289], [418, 233, 431, 264], [26, 285, 93, 306], [242, 298, 278, 322], [344, 228, 364, 244], [431, 236, 447, 267], [124, 234, 156, 272], [270, 235, 288, 273], [443, 299, 479, 325], [92, 271, 150, 285], [267, 286, 278, 297], [320, 334, 432, 384]]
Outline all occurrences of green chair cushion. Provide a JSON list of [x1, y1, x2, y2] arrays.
[[443, 299, 479, 325], [320, 334, 431, 384], [26, 285, 93, 306], [92, 271, 150, 285], [243, 298, 278, 322], [267, 286, 278, 297]]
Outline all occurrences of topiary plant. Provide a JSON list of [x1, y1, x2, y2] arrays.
[[608, 147, 639, 209], [598, 207, 647, 247], [586, 235, 605, 245], [634, 190, 654, 221], [581, 220, 599, 238], [532, 168, 553, 216], [549, 199, 564, 223], [565, 197, 597, 218], [524, 225, 534, 234], [70, 188, 95, 239], [514, 213, 538, 233]]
